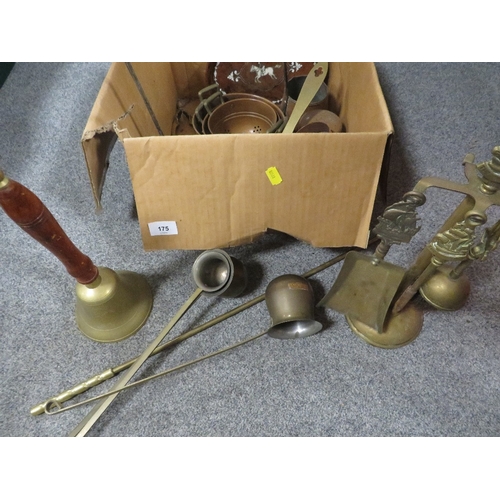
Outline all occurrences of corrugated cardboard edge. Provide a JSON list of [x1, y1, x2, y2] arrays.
[[367, 63, 394, 204], [81, 108, 133, 210], [80, 62, 181, 210]]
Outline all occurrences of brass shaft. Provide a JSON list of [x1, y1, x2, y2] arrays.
[[45, 331, 268, 416], [392, 258, 443, 313], [68, 287, 203, 437]]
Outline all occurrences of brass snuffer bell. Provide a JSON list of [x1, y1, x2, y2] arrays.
[[320, 146, 500, 349], [0, 169, 153, 342], [265, 274, 322, 339]]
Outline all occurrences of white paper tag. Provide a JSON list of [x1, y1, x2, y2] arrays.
[[148, 221, 179, 236]]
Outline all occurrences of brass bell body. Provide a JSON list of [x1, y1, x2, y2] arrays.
[[192, 249, 247, 297], [75, 267, 153, 342], [265, 274, 322, 339], [419, 265, 471, 311]]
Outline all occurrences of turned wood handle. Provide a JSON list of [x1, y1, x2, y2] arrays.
[[0, 170, 99, 284]]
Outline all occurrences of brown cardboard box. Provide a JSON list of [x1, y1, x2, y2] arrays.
[[81, 62, 393, 251]]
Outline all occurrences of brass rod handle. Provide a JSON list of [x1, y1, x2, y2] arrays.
[[0, 170, 99, 284], [31, 293, 266, 416], [45, 330, 268, 416], [30, 369, 116, 416], [392, 257, 442, 313], [68, 287, 204, 437]]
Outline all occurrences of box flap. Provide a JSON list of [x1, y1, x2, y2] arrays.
[[81, 62, 210, 207], [124, 132, 389, 250]]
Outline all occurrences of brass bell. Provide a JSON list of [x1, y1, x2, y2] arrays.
[[0, 169, 153, 343], [419, 264, 471, 311], [265, 274, 322, 339], [75, 267, 153, 342], [192, 249, 247, 297]]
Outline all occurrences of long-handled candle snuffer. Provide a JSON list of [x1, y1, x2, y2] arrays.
[[45, 274, 323, 422], [0, 169, 153, 342], [31, 243, 374, 416], [45, 274, 324, 438]]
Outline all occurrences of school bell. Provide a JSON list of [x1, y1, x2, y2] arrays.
[[0, 169, 153, 343]]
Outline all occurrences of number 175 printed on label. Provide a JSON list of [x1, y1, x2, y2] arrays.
[[148, 221, 179, 236]]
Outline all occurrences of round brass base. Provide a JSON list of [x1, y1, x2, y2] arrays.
[[346, 302, 424, 349], [75, 268, 153, 343]]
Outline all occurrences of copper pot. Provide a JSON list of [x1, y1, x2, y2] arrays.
[[208, 97, 279, 134]]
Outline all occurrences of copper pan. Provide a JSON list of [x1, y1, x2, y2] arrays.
[[208, 97, 279, 134]]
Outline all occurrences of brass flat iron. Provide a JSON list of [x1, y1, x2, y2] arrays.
[[0, 169, 153, 342]]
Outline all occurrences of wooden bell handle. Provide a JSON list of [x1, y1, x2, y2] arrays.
[[0, 170, 99, 284]]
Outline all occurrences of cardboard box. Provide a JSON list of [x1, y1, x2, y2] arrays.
[[82, 62, 393, 251]]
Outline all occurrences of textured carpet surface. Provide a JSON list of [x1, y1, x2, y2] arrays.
[[1, 62, 499, 437]]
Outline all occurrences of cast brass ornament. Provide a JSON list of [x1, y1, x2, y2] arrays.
[[321, 146, 500, 348], [372, 191, 425, 250], [319, 190, 425, 347], [394, 147, 500, 315]]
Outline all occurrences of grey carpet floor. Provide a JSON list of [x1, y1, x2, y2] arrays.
[[1, 62, 499, 437]]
